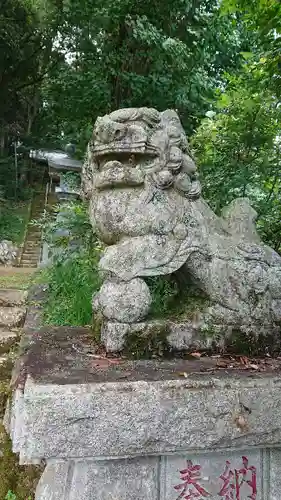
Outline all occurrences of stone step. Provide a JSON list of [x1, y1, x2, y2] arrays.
[[21, 254, 39, 260], [21, 263, 37, 268], [22, 249, 40, 254], [21, 260, 38, 266], [22, 250, 39, 256], [25, 232, 41, 238], [23, 244, 40, 249], [0, 328, 19, 353], [0, 307, 26, 328], [0, 289, 27, 307], [21, 259, 39, 264], [23, 252, 40, 258], [24, 242, 41, 247]]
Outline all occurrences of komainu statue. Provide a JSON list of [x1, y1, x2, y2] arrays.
[[82, 108, 281, 351]]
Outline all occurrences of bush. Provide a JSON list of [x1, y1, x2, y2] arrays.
[[38, 200, 103, 326], [43, 248, 101, 326], [0, 201, 30, 244]]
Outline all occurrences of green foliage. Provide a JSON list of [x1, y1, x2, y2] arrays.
[[5, 492, 17, 500], [192, 63, 281, 251], [0, 201, 30, 244], [38, 200, 102, 326], [146, 275, 209, 319], [0, 156, 32, 201], [43, 248, 101, 326], [35, 0, 253, 150], [221, 0, 281, 98], [0, 0, 52, 142], [60, 172, 81, 191], [123, 324, 171, 359], [34, 200, 95, 254], [146, 276, 179, 317], [5, 492, 32, 500]]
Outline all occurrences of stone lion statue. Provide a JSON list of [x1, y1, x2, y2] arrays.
[[82, 108, 281, 351]]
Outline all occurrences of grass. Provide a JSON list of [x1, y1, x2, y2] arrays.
[[145, 275, 209, 320], [43, 262, 209, 328], [0, 200, 31, 245], [0, 268, 35, 290], [0, 425, 41, 500], [43, 250, 101, 326]]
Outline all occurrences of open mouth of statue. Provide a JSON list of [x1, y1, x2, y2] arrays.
[[93, 150, 158, 190], [93, 143, 158, 170], [93, 148, 157, 171]]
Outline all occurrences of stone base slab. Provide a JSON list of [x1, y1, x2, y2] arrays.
[[8, 372, 281, 463], [35, 449, 281, 499], [101, 317, 280, 353], [6, 326, 281, 499], [101, 319, 227, 352]]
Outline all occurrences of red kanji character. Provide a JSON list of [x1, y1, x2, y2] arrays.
[[218, 461, 235, 499], [174, 460, 211, 499], [219, 456, 257, 500], [235, 456, 257, 500]]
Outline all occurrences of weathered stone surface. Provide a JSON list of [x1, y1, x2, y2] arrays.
[[36, 458, 158, 500], [93, 278, 151, 323], [221, 197, 261, 243], [269, 449, 281, 499], [13, 372, 281, 462], [101, 321, 131, 351], [32, 449, 281, 500], [0, 306, 26, 327], [83, 107, 281, 351], [101, 319, 226, 352], [0, 240, 18, 266], [0, 328, 19, 352], [23, 284, 47, 331], [35, 462, 70, 499], [0, 289, 27, 307], [6, 325, 281, 499]]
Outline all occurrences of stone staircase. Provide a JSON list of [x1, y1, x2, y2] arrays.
[[19, 191, 46, 268]]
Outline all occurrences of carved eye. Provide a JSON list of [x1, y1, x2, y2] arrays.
[[114, 126, 127, 140]]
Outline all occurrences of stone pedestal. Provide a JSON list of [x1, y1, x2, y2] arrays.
[[35, 449, 281, 499], [6, 327, 281, 499]]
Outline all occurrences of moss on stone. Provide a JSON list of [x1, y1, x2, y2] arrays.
[[91, 312, 102, 342], [226, 329, 281, 356], [0, 425, 42, 500], [123, 323, 172, 359]]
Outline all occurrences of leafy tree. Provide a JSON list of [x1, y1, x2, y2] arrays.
[[221, 0, 281, 97], [37, 0, 254, 152], [192, 63, 281, 251], [0, 0, 61, 152]]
